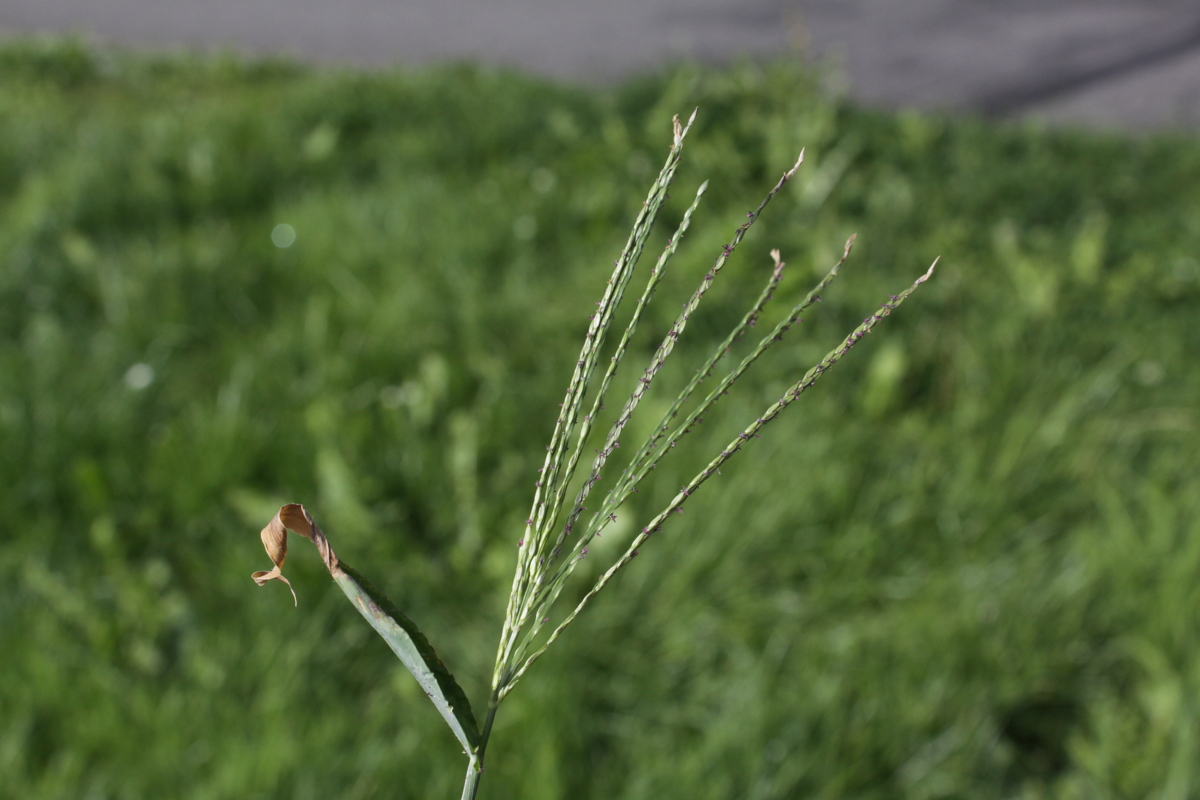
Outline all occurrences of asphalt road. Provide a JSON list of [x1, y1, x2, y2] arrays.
[[4, 0, 1200, 130]]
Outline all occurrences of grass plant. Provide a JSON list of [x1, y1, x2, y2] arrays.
[[250, 110, 936, 797]]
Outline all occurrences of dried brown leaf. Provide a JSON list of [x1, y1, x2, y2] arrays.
[[250, 503, 338, 605], [279, 503, 317, 541]]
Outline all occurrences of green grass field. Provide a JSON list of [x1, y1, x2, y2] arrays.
[[1, 38, 1198, 799]]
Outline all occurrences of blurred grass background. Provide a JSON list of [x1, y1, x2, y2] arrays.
[[1, 37, 1198, 800]]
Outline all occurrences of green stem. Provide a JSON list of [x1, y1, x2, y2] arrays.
[[460, 703, 498, 800]]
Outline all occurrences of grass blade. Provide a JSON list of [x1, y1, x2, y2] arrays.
[[334, 564, 481, 753], [252, 504, 481, 754]]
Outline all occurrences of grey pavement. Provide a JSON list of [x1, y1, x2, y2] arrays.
[[4, 0, 1200, 130]]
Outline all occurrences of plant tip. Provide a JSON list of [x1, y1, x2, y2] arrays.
[[787, 148, 805, 177]]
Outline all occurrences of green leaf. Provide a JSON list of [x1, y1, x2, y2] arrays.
[[251, 504, 481, 753], [333, 564, 481, 753]]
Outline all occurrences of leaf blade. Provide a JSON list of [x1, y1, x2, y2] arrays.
[[333, 563, 481, 753], [251, 504, 481, 753]]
